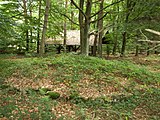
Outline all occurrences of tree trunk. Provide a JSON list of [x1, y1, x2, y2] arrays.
[[135, 36, 139, 56], [82, 18, 90, 55], [22, 0, 29, 52], [71, 2, 74, 29], [40, 0, 50, 55], [112, 33, 118, 55], [29, 0, 33, 50], [37, 0, 42, 53], [121, 31, 127, 56], [147, 43, 150, 56], [81, 0, 92, 56], [135, 44, 139, 56], [93, 34, 98, 56], [121, 0, 135, 56], [112, 0, 119, 55], [97, 0, 104, 58], [64, 0, 68, 53], [79, 0, 84, 54], [120, 0, 130, 56]]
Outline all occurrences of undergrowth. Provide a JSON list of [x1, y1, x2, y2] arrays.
[[0, 54, 159, 120]]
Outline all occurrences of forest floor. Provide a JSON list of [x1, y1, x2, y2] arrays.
[[0, 53, 160, 120]]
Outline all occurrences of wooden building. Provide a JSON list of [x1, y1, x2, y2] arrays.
[[45, 30, 95, 53]]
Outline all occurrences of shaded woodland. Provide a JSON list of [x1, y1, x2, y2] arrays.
[[0, 0, 159, 57], [0, 0, 160, 120]]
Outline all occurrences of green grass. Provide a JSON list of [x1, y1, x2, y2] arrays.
[[0, 54, 160, 120]]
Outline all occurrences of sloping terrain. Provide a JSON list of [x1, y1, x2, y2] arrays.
[[0, 54, 160, 120]]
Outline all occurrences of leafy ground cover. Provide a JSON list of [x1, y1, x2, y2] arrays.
[[0, 54, 160, 120]]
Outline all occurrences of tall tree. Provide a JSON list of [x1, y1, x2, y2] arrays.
[[82, 0, 92, 55], [70, 1, 74, 29], [22, 0, 29, 52], [121, 0, 136, 56], [71, 0, 124, 56], [78, 0, 84, 54], [64, 0, 68, 53], [40, 0, 50, 55], [97, 0, 104, 57], [29, 0, 33, 51], [112, 0, 120, 55], [71, 0, 92, 55], [37, 0, 42, 53]]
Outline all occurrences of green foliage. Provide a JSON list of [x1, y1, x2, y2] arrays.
[[1, 53, 159, 85], [0, 10, 16, 51], [0, 54, 159, 119], [69, 90, 79, 100], [39, 88, 48, 95], [47, 91, 60, 99], [0, 0, 159, 55]]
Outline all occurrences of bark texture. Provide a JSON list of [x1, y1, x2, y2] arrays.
[[22, 0, 29, 52], [40, 0, 50, 55]]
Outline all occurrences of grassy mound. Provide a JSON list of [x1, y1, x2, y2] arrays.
[[0, 54, 160, 119]]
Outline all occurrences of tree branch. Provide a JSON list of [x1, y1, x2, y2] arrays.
[[90, 11, 110, 24], [70, 0, 87, 19], [138, 39, 160, 44], [145, 29, 160, 36], [89, 24, 113, 36], [92, 0, 100, 4], [10, 13, 23, 19], [90, 0, 124, 18], [51, 9, 79, 26], [140, 29, 148, 40]]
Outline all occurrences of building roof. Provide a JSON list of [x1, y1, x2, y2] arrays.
[[46, 30, 95, 46]]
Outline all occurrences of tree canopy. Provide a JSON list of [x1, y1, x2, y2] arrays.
[[0, 0, 159, 56]]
